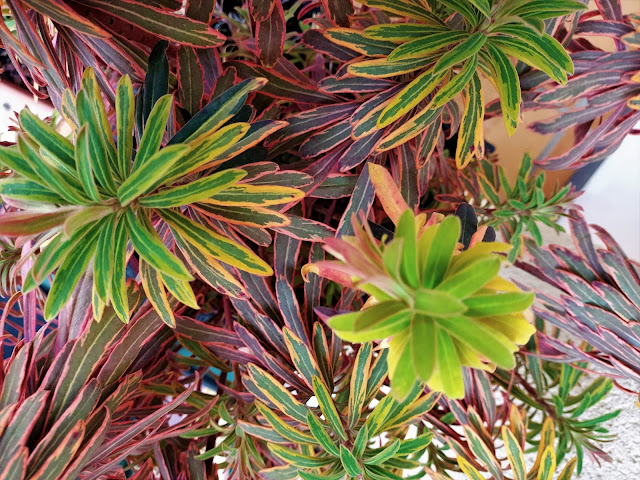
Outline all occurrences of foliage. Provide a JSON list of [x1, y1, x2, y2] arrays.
[[0, 0, 224, 107], [0, 50, 304, 325], [0, 0, 637, 479], [525, 6, 640, 169], [326, 0, 585, 168], [455, 154, 581, 261], [520, 209, 640, 386], [306, 163, 535, 400], [0, 286, 211, 479]]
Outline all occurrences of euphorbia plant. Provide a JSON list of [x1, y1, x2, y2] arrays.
[[0, 0, 637, 479], [306, 163, 535, 399]]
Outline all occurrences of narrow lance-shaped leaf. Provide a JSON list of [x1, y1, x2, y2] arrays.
[[124, 209, 192, 281], [158, 208, 272, 275], [45, 223, 102, 320], [116, 75, 135, 176], [312, 376, 347, 442], [456, 72, 484, 169]]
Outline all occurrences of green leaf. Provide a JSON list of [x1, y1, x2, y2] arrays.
[[502, 427, 526, 480], [433, 32, 485, 75], [414, 289, 467, 317], [352, 301, 407, 332], [387, 331, 415, 400], [19, 108, 75, 171], [456, 72, 484, 169], [312, 376, 347, 442], [160, 272, 199, 309], [110, 218, 130, 322], [352, 424, 369, 458], [360, 0, 442, 22], [80, 69, 119, 179], [422, 216, 460, 287], [537, 446, 556, 480], [133, 94, 173, 172], [387, 30, 468, 62], [158, 208, 272, 275], [463, 292, 534, 316], [162, 123, 250, 185], [340, 445, 362, 477], [268, 444, 334, 469], [364, 438, 400, 465], [45, 223, 101, 319], [247, 364, 308, 423], [431, 54, 479, 110], [0, 178, 66, 204], [116, 75, 135, 176], [124, 209, 192, 281], [468, 0, 491, 17], [118, 144, 191, 206], [74, 125, 101, 203], [489, 36, 567, 84], [140, 259, 175, 327], [18, 136, 88, 205], [348, 342, 373, 430], [94, 213, 117, 302], [396, 432, 433, 456], [307, 412, 339, 457], [439, 0, 479, 26], [325, 28, 397, 56], [75, 89, 118, 195], [482, 43, 520, 136], [378, 68, 446, 128], [437, 256, 501, 298], [139, 169, 246, 208], [435, 329, 464, 398], [169, 78, 265, 145], [396, 209, 419, 288], [363, 23, 448, 42], [237, 421, 288, 444], [411, 316, 436, 382], [283, 327, 321, 390], [254, 401, 316, 445]]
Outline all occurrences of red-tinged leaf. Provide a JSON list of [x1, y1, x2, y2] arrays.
[[97, 335, 158, 395], [250, 0, 274, 21], [359, 0, 443, 23], [368, 163, 409, 225], [338, 130, 385, 171], [302, 29, 359, 62], [178, 46, 204, 115], [276, 276, 308, 344], [323, 0, 354, 27], [48, 295, 137, 422], [319, 76, 396, 94], [174, 234, 246, 298], [231, 61, 335, 104], [0, 446, 27, 480], [269, 103, 357, 146], [76, 0, 226, 47], [82, 381, 199, 476], [0, 208, 76, 237], [274, 232, 301, 285], [299, 120, 353, 158], [0, 344, 29, 409], [27, 380, 100, 476], [274, 215, 336, 242], [22, 0, 110, 37], [186, 0, 216, 23], [0, 391, 49, 468], [256, 0, 285, 68], [535, 71, 622, 105], [337, 165, 375, 237]]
